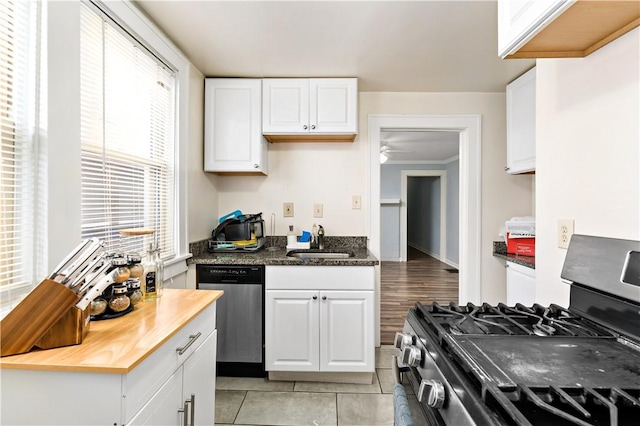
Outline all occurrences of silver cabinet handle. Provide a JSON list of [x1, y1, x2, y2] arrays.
[[418, 379, 445, 408], [178, 399, 189, 426], [189, 394, 195, 426], [311, 125, 316, 130], [504, 166, 510, 171], [322, 295, 327, 301], [312, 295, 317, 300], [178, 394, 195, 426], [303, 125, 308, 130], [176, 332, 201, 355], [254, 163, 259, 169]]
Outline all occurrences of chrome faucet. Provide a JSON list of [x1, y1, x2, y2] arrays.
[[317, 225, 325, 250]]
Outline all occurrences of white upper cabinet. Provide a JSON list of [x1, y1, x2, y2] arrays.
[[506, 67, 536, 174], [498, 0, 573, 58], [204, 79, 268, 174], [498, 0, 640, 59], [262, 78, 358, 141]]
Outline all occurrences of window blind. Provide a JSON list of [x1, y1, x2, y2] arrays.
[[80, 3, 176, 259], [0, 0, 42, 307]]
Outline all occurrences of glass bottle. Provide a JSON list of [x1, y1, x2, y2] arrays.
[[153, 244, 164, 298], [142, 243, 157, 301]]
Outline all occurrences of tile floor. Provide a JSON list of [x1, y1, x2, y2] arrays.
[[215, 345, 427, 426]]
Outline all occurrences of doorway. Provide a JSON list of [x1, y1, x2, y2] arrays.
[[368, 114, 481, 346], [401, 171, 448, 263]]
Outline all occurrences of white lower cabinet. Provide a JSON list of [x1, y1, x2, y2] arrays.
[[0, 300, 218, 426], [506, 261, 536, 306], [130, 329, 217, 426], [266, 290, 319, 371], [320, 291, 374, 372], [128, 369, 183, 426], [265, 266, 375, 373]]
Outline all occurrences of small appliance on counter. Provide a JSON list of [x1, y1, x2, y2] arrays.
[[208, 211, 265, 252]]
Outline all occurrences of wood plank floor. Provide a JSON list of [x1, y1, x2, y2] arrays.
[[380, 247, 459, 344]]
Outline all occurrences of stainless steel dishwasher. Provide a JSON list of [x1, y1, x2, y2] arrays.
[[196, 264, 265, 377]]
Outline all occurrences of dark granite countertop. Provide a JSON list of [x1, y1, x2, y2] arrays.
[[189, 236, 379, 266], [493, 241, 535, 269]]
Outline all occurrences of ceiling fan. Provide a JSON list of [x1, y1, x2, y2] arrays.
[[380, 141, 413, 163]]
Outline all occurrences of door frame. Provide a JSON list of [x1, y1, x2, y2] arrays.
[[368, 114, 481, 346], [401, 170, 447, 262]]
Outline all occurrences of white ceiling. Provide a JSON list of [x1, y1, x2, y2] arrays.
[[133, 0, 534, 162]]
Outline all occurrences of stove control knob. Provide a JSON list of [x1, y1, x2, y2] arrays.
[[401, 345, 422, 367], [418, 379, 445, 409], [394, 332, 414, 350]]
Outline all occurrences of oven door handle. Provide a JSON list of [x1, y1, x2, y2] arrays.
[[418, 379, 446, 409], [391, 355, 410, 384]]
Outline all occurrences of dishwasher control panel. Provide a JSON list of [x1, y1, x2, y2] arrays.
[[196, 264, 265, 284]]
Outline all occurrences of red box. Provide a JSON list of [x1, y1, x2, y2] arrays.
[[506, 233, 535, 256]]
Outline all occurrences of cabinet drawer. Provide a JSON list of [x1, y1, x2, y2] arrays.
[[266, 266, 374, 291], [123, 303, 216, 421]]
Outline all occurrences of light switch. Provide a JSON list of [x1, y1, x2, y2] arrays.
[[283, 202, 294, 217], [313, 204, 323, 218]]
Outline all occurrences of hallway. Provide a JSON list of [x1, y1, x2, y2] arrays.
[[380, 247, 459, 344]]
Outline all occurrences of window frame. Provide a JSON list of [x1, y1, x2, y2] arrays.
[[47, 0, 190, 280]]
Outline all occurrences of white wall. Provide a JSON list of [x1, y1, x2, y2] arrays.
[[360, 92, 534, 303], [217, 138, 368, 237], [186, 65, 218, 243], [535, 28, 640, 306]]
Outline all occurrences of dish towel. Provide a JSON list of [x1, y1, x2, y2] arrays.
[[393, 383, 416, 426]]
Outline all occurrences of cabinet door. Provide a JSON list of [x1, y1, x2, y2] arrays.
[[204, 79, 267, 174], [127, 369, 182, 426], [506, 67, 536, 174], [319, 291, 374, 372], [506, 262, 536, 306], [309, 78, 358, 134], [262, 79, 310, 133], [265, 290, 319, 371], [498, 0, 573, 58], [183, 330, 217, 426]]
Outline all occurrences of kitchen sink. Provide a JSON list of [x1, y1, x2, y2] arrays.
[[286, 249, 354, 259]]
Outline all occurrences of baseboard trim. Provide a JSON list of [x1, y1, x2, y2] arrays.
[[268, 371, 375, 384], [444, 259, 459, 269]]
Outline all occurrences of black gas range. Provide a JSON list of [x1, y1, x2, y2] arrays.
[[395, 235, 640, 426]]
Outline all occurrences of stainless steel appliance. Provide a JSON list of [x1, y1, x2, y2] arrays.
[[196, 264, 265, 377], [394, 235, 640, 425]]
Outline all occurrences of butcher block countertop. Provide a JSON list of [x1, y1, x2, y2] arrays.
[[0, 289, 223, 374]]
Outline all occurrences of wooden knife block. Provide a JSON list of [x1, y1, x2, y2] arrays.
[[0, 279, 90, 357]]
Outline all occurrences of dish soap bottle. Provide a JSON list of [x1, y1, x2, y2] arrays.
[[142, 243, 157, 301]]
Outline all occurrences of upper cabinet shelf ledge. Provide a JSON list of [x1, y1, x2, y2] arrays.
[[499, 0, 640, 59]]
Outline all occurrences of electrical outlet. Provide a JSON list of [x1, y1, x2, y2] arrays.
[[558, 219, 574, 249], [283, 202, 294, 217], [313, 203, 323, 218], [352, 195, 361, 209]]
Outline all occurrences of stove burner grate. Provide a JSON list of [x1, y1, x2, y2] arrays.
[[418, 302, 617, 338], [487, 384, 640, 426]]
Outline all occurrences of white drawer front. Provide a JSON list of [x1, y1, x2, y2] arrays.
[[266, 266, 374, 291]]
